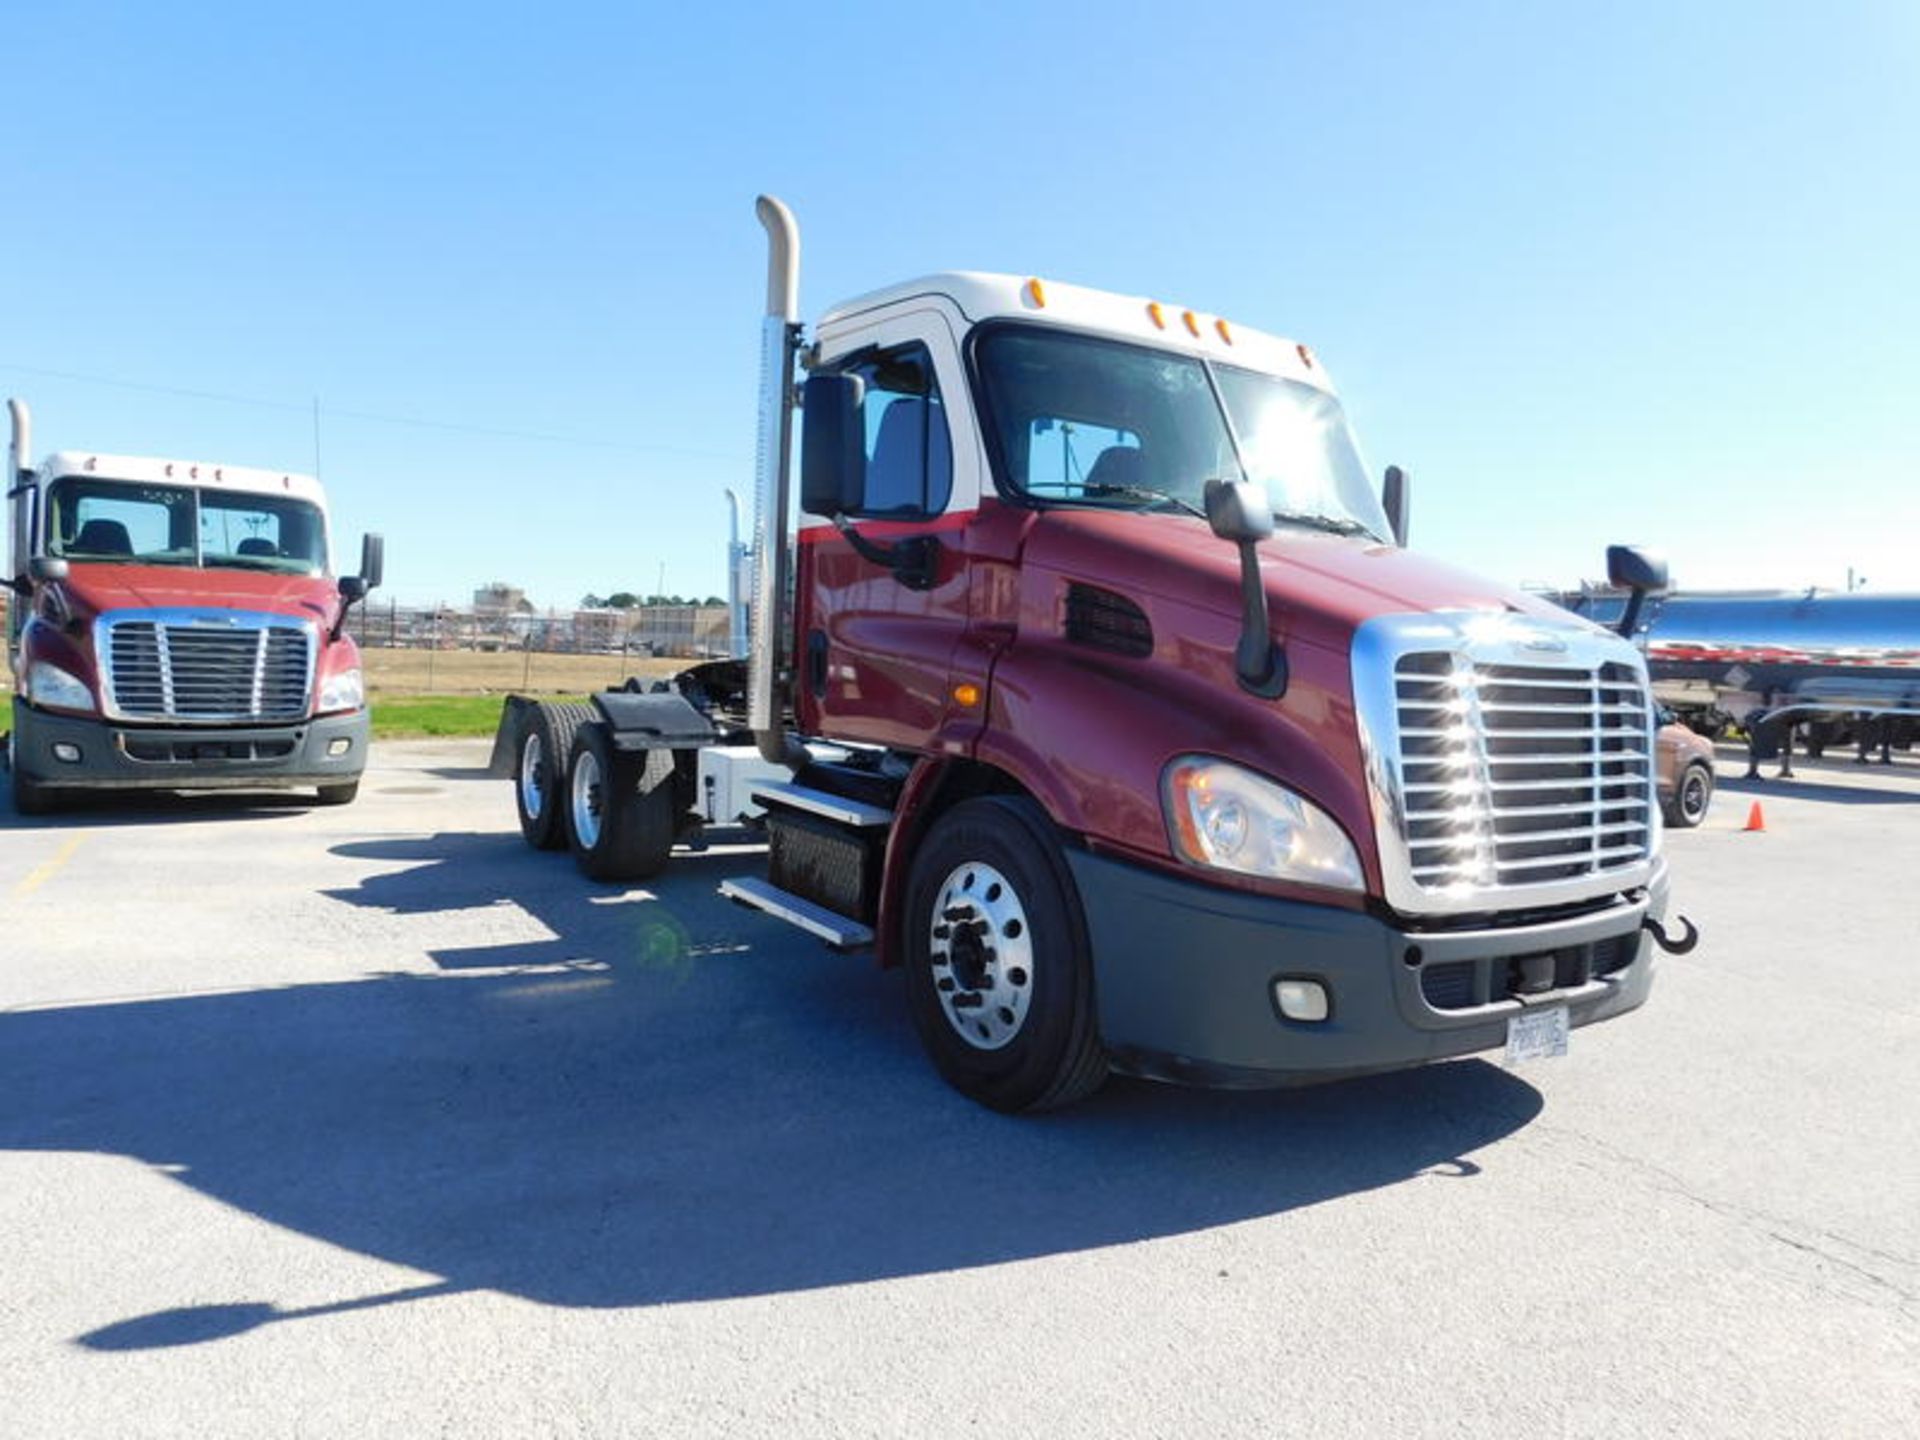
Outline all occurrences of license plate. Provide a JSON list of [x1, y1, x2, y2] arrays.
[[1505, 1004, 1570, 1064]]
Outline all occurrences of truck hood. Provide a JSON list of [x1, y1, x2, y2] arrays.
[[1022, 510, 1583, 650], [53, 564, 341, 628]]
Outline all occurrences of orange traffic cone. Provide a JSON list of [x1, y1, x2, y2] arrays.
[[1742, 801, 1766, 833]]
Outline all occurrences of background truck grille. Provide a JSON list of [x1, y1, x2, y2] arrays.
[[1393, 654, 1653, 892], [104, 618, 314, 722]]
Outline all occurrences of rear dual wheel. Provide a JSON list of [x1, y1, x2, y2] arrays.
[[515, 702, 595, 849], [902, 796, 1108, 1112], [566, 721, 675, 882]]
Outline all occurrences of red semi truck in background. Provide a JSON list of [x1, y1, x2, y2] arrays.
[[497, 197, 1696, 1111], [6, 400, 384, 814]]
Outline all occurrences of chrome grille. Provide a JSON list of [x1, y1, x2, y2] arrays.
[[1396, 655, 1653, 889], [101, 613, 315, 722], [1355, 612, 1661, 916]]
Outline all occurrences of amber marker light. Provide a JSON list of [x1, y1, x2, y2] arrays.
[[1147, 301, 1167, 329], [952, 682, 982, 708], [1182, 309, 1202, 337], [1296, 343, 1315, 369], [1024, 278, 1047, 308], [1215, 318, 1234, 345]]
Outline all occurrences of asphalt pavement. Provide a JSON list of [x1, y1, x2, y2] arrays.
[[1, 741, 1915, 1437]]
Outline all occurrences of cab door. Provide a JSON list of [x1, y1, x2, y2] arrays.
[[796, 307, 982, 751]]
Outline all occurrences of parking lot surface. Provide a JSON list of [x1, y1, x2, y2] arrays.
[[2, 742, 1916, 1437]]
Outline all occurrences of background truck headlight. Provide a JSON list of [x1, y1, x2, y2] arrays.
[[1163, 756, 1363, 891], [27, 661, 95, 714], [317, 667, 364, 714]]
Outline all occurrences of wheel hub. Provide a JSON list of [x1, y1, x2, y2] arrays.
[[570, 749, 602, 848], [928, 861, 1033, 1051], [520, 732, 546, 818]]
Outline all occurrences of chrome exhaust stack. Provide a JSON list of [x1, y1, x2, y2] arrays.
[[748, 195, 808, 770], [7, 398, 29, 485]]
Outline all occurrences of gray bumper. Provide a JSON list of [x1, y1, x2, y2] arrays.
[[1069, 849, 1665, 1088], [10, 699, 369, 792]]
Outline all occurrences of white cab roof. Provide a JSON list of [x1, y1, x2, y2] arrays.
[[39, 450, 328, 507], [816, 271, 1336, 393]]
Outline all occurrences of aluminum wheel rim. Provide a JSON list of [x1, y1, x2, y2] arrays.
[[519, 732, 546, 819], [929, 861, 1034, 1051], [570, 748, 602, 849], [1681, 770, 1709, 822]]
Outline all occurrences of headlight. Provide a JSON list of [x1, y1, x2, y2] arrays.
[[1163, 756, 1363, 891], [317, 667, 364, 713], [27, 660, 95, 714]]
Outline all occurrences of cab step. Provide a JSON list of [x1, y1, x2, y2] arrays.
[[751, 780, 893, 828], [719, 876, 874, 951]]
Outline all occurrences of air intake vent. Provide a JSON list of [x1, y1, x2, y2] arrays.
[[1064, 584, 1152, 658]]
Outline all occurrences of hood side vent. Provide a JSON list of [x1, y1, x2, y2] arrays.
[[1064, 583, 1153, 658]]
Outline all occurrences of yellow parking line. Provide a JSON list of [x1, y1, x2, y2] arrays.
[[13, 833, 88, 897]]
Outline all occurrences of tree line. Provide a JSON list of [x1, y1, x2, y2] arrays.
[[580, 592, 727, 609]]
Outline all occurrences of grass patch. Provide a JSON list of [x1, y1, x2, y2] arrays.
[[371, 694, 587, 739]]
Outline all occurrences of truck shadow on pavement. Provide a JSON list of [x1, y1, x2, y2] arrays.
[[0, 775, 316, 830], [0, 828, 1543, 1350]]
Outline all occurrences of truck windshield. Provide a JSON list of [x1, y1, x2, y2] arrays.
[[974, 325, 1391, 540], [45, 477, 328, 575]]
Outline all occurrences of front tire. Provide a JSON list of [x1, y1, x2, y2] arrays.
[[1666, 761, 1713, 828], [902, 796, 1107, 1112], [565, 722, 675, 882], [11, 772, 65, 817]]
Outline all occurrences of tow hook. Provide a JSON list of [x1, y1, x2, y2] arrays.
[[1642, 914, 1700, 955]]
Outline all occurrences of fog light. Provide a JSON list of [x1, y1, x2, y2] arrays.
[[327, 738, 352, 757], [1274, 978, 1330, 1023], [52, 742, 82, 764]]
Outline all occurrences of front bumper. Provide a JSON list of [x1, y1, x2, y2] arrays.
[[1068, 849, 1665, 1088], [10, 699, 368, 792]]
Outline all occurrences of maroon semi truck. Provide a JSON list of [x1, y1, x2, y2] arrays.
[[497, 197, 1695, 1111], [6, 400, 384, 814]]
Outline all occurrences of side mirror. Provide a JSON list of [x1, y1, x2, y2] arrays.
[[1202, 478, 1274, 544], [1606, 544, 1667, 593], [338, 574, 369, 604], [800, 373, 866, 516], [28, 556, 68, 582], [1203, 479, 1285, 697], [358, 533, 385, 590], [1605, 544, 1668, 640], [1381, 465, 1410, 546]]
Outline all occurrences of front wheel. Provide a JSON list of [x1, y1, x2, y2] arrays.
[[11, 771, 65, 817], [1666, 761, 1714, 828], [902, 796, 1108, 1112]]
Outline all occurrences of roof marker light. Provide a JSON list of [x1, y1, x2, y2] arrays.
[[84, 456, 97, 471], [1147, 301, 1167, 329], [1215, 318, 1234, 345], [190, 465, 199, 479], [164, 463, 174, 477], [1025, 278, 1047, 308], [1182, 310, 1202, 337], [214, 468, 223, 482], [1297, 343, 1315, 369]]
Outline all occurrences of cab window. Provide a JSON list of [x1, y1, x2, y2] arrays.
[[845, 344, 952, 518]]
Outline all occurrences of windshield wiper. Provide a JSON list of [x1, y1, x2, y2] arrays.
[[1273, 509, 1374, 538], [1078, 483, 1207, 519]]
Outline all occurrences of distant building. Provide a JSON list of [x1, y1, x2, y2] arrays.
[[473, 581, 528, 616], [571, 608, 626, 652]]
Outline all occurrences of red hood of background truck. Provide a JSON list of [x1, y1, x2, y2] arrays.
[[54, 564, 340, 627]]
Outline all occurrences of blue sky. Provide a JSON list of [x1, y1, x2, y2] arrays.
[[9, 2, 1917, 608]]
